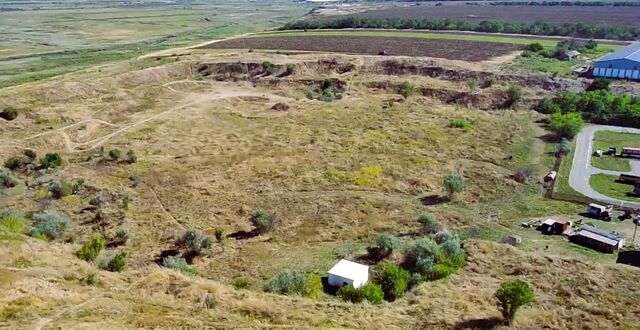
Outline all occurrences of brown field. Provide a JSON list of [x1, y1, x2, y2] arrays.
[[200, 35, 522, 61], [356, 4, 640, 27]]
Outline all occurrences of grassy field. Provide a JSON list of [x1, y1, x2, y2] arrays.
[[590, 130, 640, 171], [592, 156, 631, 172], [260, 30, 624, 48], [508, 44, 617, 76], [590, 173, 640, 202], [0, 1, 308, 88]]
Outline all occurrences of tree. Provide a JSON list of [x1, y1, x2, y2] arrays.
[[584, 39, 598, 49], [0, 106, 18, 121], [264, 271, 306, 296], [368, 232, 401, 258], [399, 81, 417, 99], [494, 280, 535, 325], [250, 209, 278, 233], [404, 237, 440, 275], [557, 137, 571, 157], [378, 264, 410, 301], [40, 153, 62, 169], [417, 213, 441, 234], [524, 42, 544, 52], [77, 233, 106, 262], [443, 174, 464, 200], [176, 228, 212, 256], [587, 78, 611, 91], [550, 112, 583, 139]]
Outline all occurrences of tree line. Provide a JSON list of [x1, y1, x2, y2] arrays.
[[281, 17, 640, 41]]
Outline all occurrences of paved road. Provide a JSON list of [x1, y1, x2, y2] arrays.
[[569, 125, 640, 208]]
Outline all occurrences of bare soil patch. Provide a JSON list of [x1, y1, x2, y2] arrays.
[[356, 5, 640, 27], [200, 36, 521, 62]]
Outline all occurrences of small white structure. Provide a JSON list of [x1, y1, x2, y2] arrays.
[[328, 259, 369, 288]]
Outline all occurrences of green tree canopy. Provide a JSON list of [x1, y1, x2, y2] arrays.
[[495, 280, 535, 325]]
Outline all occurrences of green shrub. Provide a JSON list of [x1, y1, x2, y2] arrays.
[[77, 233, 106, 262], [429, 264, 455, 280], [115, 228, 130, 242], [126, 150, 137, 164], [368, 232, 401, 258], [89, 195, 104, 207], [30, 211, 69, 240], [250, 209, 278, 233], [48, 182, 73, 199], [379, 264, 410, 301], [264, 271, 306, 296], [448, 119, 472, 130], [524, 42, 544, 52], [233, 277, 252, 290], [467, 79, 479, 90], [80, 272, 99, 286], [121, 196, 129, 209], [0, 169, 17, 188], [483, 77, 497, 88], [495, 280, 535, 325], [399, 81, 416, 98], [304, 274, 324, 300], [417, 213, 441, 234], [584, 40, 598, 49], [0, 210, 27, 234], [506, 85, 523, 108], [176, 228, 212, 255], [443, 174, 464, 199], [433, 231, 458, 245], [338, 283, 383, 304], [4, 157, 21, 170], [103, 252, 126, 272], [557, 137, 571, 156], [24, 149, 36, 161], [72, 178, 84, 194], [163, 256, 197, 276], [550, 112, 583, 139], [40, 153, 62, 169], [587, 78, 610, 91], [214, 228, 225, 242], [286, 64, 295, 75], [318, 90, 335, 102], [404, 237, 440, 275], [0, 106, 18, 121], [109, 149, 122, 161], [262, 61, 275, 75], [204, 293, 216, 309]]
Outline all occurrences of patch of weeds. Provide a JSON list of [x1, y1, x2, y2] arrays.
[[162, 256, 197, 276], [448, 119, 472, 130], [79, 272, 100, 286], [13, 257, 32, 268], [233, 277, 252, 290]]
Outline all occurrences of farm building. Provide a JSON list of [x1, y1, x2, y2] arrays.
[[593, 42, 640, 80], [572, 225, 625, 253], [328, 259, 369, 288], [538, 219, 571, 235]]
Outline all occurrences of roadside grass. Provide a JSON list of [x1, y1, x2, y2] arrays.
[[262, 30, 623, 48], [591, 156, 631, 172], [589, 173, 640, 202], [593, 130, 640, 152]]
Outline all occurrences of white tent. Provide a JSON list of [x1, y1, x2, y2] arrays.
[[327, 259, 369, 288]]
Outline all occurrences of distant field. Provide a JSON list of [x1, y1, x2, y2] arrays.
[[355, 4, 640, 27], [200, 34, 522, 61]]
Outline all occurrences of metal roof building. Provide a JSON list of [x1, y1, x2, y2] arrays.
[[593, 42, 640, 80]]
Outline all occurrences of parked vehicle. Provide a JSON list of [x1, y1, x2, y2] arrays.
[[586, 203, 613, 221], [603, 147, 617, 156], [621, 147, 640, 158]]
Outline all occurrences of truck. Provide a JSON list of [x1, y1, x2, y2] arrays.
[[586, 203, 613, 221], [621, 147, 640, 158]]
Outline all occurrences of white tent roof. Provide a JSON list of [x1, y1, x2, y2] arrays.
[[328, 259, 368, 280], [542, 219, 556, 226]]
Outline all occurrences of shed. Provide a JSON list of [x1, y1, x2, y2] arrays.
[[564, 50, 581, 61], [593, 42, 640, 80], [328, 259, 369, 288], [504, 234, 522, 246], [572, 225, 625, 253], [539, 219, 571, 235]]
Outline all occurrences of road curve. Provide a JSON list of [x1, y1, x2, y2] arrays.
[[569, 124, 640, 209]]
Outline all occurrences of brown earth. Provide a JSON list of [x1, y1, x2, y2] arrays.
[[199, 35, 522, 62]]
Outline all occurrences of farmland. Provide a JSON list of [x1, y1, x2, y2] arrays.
[[353, 4, 640, 27], [201, 34, 522, 61]]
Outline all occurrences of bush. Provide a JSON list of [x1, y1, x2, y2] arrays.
[[262, 61, 275, 75], [24, 149, 36, 161], [115, 228, 130, 242], [483, 77, 497, 88], [40, 153, 62, 169], [89, 195, 104, 207], [399, 81, 417, 98], [379, 264, 410, 301], [495, 280, 535, 325], [443, 174, 464, 199], [4, 157, 21, 170], [404, 238, 440, 275], [429, 263, 455, 280], [204, 293, 216, 309], [550, 112, 583, 139], [417, 213, 441, 234], [264, 271, 306, 296], [368, 232, 401, 258], [318, 89, 335, 102], [467, 79, 479, 90], [0, 209, 27, 234], [513, 165, 537, 184], [126, 150, 137, 164], [557, 137, 571, 156], [30, 211, 69, 240], [80, 272, 99, 286], [48, 182, 73, 199], [285, 64, 295, 75], [304, 274, 324, 300], [233, 277, 252, 290], [524, 42, 545, 52], [109, 149, 122, 161], [584, 39, 598, 49], [250, 209, 278, 233], [338, 283, 384, 304], [77, 233, 106, 262], [0, 106, 18, 121], [214, 228, 225, 242], [506, 85, 523, 108], [587, 78, 611, 92], [433, 231, 458, 245], [176, 228, 212, 256], [163, 256, 197, 275], [0, 169, 17, 188], [448, 119, 472, 130], [102, 252, 127, 272]]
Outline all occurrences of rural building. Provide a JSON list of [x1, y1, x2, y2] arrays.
[[504, 234, 522, 246], [328, 259, 369, 288], [593, 42, 640, 80], [539, 219, 571, 235], [564, 50, 581, 61], [618, 173, 640, 184], [572, 225, 625, 253]]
